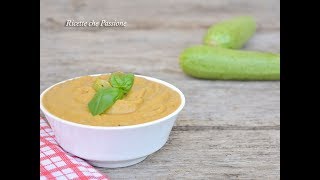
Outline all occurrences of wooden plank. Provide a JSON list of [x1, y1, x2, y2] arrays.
[[98, 129, 280, 179], [40, 0, 279, 30]]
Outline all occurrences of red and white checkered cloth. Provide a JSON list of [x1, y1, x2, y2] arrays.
[[40, 117, 109, 180]]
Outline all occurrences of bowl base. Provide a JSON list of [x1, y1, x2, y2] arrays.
[[87, 156, 148, 168]]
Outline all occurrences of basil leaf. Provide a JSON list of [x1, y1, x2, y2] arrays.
[[88, 87, 122, 116], [88, 72, 135, 116], [109, 72, 134, 94], [93, 79, 111, 91]]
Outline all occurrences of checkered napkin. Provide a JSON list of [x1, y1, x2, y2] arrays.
[[40, 117, 109, 180]]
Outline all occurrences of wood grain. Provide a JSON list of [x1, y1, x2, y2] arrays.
[[97, 130, 280, 179], [41, 0, 280, 179]]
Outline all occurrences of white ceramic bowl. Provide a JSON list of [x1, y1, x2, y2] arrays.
[[40, 74, 185, 168]]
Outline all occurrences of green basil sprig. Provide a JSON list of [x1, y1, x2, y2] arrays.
[[88, 72, 135, 116], [109, 72, 134, 94], [92, 79, 111, 91]]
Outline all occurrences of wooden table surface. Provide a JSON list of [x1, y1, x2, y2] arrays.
[[40, 0, 280, 179]]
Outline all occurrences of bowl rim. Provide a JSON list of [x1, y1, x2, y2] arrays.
[[40, 74, 185, 130]]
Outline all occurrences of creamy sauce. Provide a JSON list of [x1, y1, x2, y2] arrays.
[[42, 75, 181, 126]]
